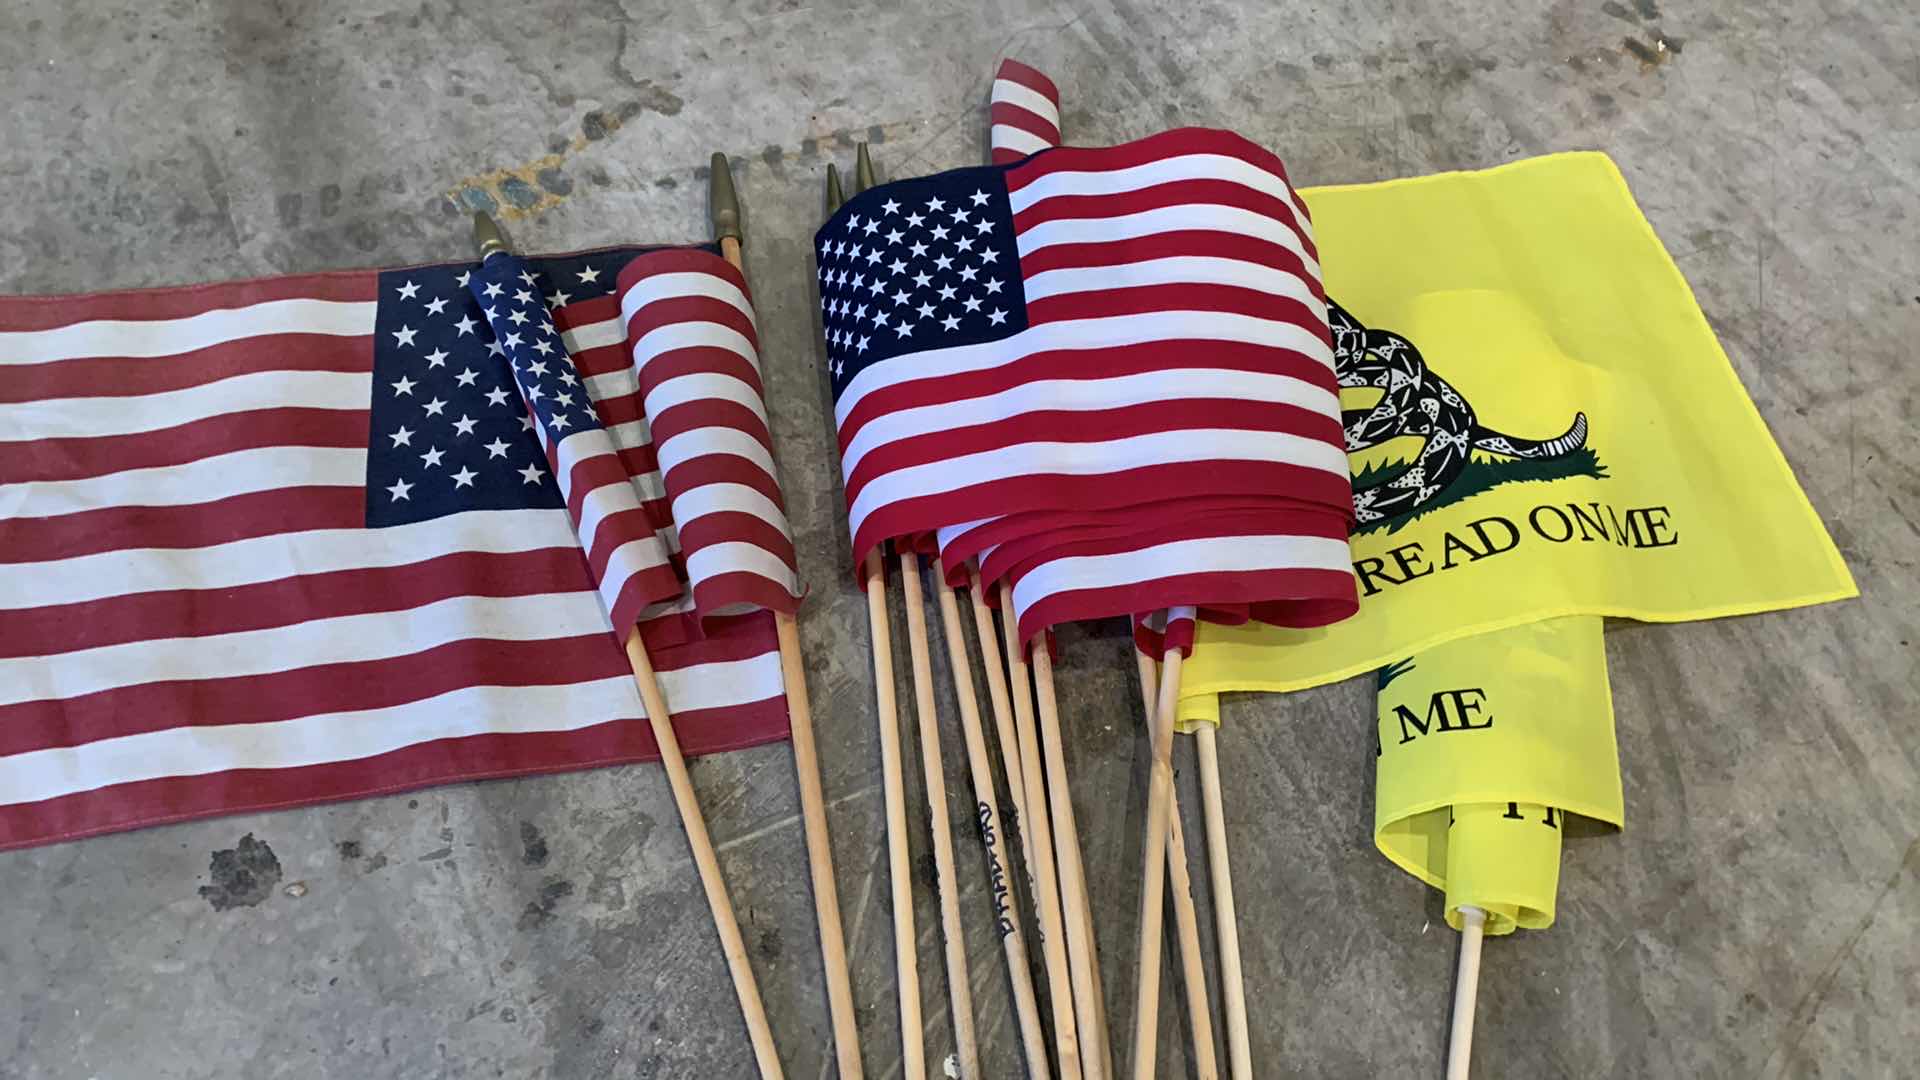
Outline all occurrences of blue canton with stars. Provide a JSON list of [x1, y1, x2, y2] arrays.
[[365, 246, 670, 527], [814, 163, 1028, 400]]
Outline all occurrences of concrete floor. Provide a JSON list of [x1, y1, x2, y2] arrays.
[[2, 1, 1916, 1077]]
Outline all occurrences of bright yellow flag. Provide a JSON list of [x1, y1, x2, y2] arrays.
[[1374, 616, 1619, 935], [1177, 152, 1855, 726]]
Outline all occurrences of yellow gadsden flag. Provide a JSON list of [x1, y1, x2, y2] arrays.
[[1177, 151, 1855, 726], [1374, 616, 1620, 935]]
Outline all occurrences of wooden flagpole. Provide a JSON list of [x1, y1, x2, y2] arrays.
[[972, 568, 1083, 1080], [1193, 725, 1250, 1080], [1134, 651, 1221, 1080], [626, 633, 785, 1078], [1000, 583, 1110, 1080], [1129, 623, 1186, 1080], [475, 212, 782, 1078], [829, 162, 927, 1080], [1448, 906, 1487, 1080], [711, 153, 862, 1079], [858, 140, 980, 1077], [933, 571, 1050, 1076]]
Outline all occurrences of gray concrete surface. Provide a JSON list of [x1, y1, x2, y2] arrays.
[[2, 1, 1916, 1077]]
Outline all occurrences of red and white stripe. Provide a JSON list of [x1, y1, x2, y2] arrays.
[[0, 259, 788, 852], [990, 59, 1062, 164], [618, 250, 801, 620]]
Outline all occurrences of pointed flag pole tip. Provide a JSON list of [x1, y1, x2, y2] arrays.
[[709, 152, 743, 244], [854, 142, 876, 194], [825, 163, 845, 213], [473, 212, 510, 259]]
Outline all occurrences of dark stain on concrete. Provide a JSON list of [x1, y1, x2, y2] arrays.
[[1602, 0, 1636, 22], [1311, 53, 1334, 69], [1623, 36, 1669, 68], [1634, 0, 1661, 18], [866, 124, 887, 145], [520, 821, 550, 867], [535, 168, 572, 196], [582, 110, 615, 141], [364, 853, 388, 872], [198, 833, 282, 911], [276, 192, 302, 228], [652, 175, 676, 189], [336, 840, 362, 860], [418, 846, 454, 862], [498, 176, 541, 210], [917, 850, 940, 893], [756, 924, 783, 963], [318, 183, 342, 218], [761, 144, 786, 175], [518, 878, 576, 930]]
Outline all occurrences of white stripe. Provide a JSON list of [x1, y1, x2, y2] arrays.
[[560, 316, 625, 356], [1017, 203, 1320, 279], [848, 428, 1349, 539], [643, 370, 770, 428], [656, 424, 779, 486], [0, 652, 787, 807], [600, 419, 669, 505], [991, 78, 1060, 129], [0, 298, 377, 366], [0, 592, 612, 706], [687, 541, 799, 596], [631, 321, 761, 376], [583, 365, 639, 406], [1008, 150, 1315, 242], [0, 507, 586, 610], [836, 310, 1335, 430], [841, 368, 1340, 480], [3, 369, 369, 441], [991, 125, 1054, 158], [1010, 534, 1352, 620], [672, 482, 794, 542], [1022, 254, 1326, 309], [619, 270, 754, 328], [597, 536, 674, 614], [12, 446, 365, 520]]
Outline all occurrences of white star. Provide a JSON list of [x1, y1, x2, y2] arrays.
[[532, 338, 554, 355], [549, 411, 573, 430], [455, 270, 472, 287], [866, 277, 886, 295], [420, 446, 445, 467], [395, 280, 420, 299], [424, 296, 448, 315], [485, 341, 505, 357], [916, 302, 935, 319], [519, 462, 545, 484], [926, 197, 947, 212], [988, 308, 1008, 325], [484, 386, 512, 407], [955, 237, 975, 253], [864, 249, 882, 265], [969, 190, 989, 206], [546, 290, 572, 306], [909, 241, 929, 258], [454, 368, 479, 387], [503, 331, 524, 348], [527, 360, 549, 377], [515, 289, 538, 306], [963, 295, 984, 312], [855, 335, 870, 353], [938, 284, 957, 300], [979, 248, 999, 264], [483, 437, 511, 459], [933, 254, 954, 271], [952, 208, 970, 223], [873, 310, 890, 328], [941, 314, 960, 331], [885, 228, 904, 245], [482, 281, 504, 299], [452, 414, 478, 436], [881, 198, 901, 215], [854, 304, 870, 321], [975, 218, 995, 234], [905, 212, 925, 228], [861, 219, 879, 235], [451, 466, 477, 489], [958, 265, 979, 281], [554, 390, 575, 407], [422, 397, 447, 417], [388, 425, 414, 447], [891, 288, 910, 306], [558, 370, 577, 386], [391, 325, 418, 347], [507, 309, 529, 326], [454, 315, 477, 336], [516, 268, 536, 285], [984, 278, 1004, 294], [930, 224, 950, 241], [524, 383, 544, 402], [386, 477, 413, 501], [520, 414, 536, 432], [424, 347, 449, 368], [390, 375, 417, 396], [894, 321, 915, 338], [482, 306, 497, 321], [912, 271, 933, 288], [847, 215, 863, 231]]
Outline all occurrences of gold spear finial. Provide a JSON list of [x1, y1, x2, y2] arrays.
[[472, 212, 511, 258], [709, 152, 743, 245], [825, 163, 845, 213], [854, 142, 876, 194]]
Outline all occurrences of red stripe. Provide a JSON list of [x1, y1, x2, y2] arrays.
[[677, 511, 797, 570], [1014, 567, 1357, 645], [843, 396, 1344, 508], [692, 570, 802, 616], [0, 547, 597, 660], [605, 563, 685, 635], [991, 102, 1061, 158], [1018, 228, 1324, 301], [0, 271, 377, 332], [1025, 284, 1330, 341], [632, 345, 765, 403], [551, 294, 622, 335], [649, 398, 776, 459], [625, 295, 760, 363], [1014, 177, 1318, 264], [615, 249, 752, 302], [663, 451, 787, 510], [838, 339, 1338, 456], [979, 503, 1350, 587], [2, 333, 374, 404], [0, 487, 366, 565], [996, 58, 1060, 103], [1, 407, 369, 485], [0, 699, 790, 853], [592, 388, 645, 431], [1006, 127, 1304, 199], [571, 342, 631, 380]]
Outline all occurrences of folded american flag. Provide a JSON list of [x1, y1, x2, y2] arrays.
[[0, 248, 789, 851], [816, 121, 1356, 642]]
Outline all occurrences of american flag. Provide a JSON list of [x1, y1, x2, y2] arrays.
[[816, 126, 1357, 642], [618, 250, 802, 620], [0, 247, 789, 851]]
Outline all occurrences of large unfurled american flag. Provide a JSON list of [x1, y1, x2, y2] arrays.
[[0, 248, 789, 851], [816, 125, 1357, 642]]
